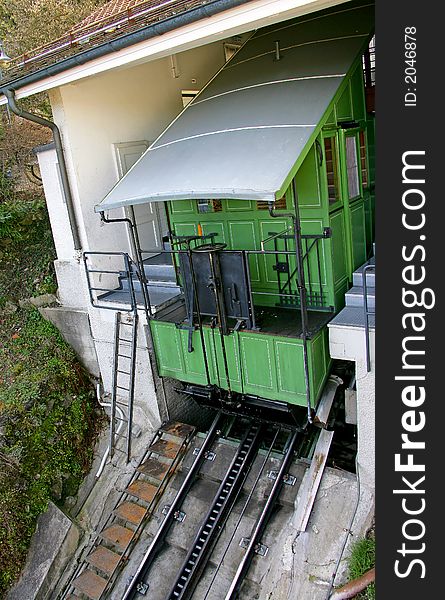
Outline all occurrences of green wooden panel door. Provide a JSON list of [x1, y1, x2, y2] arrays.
[[209, 330, 243, 391], [275, 339, 306, 398], [240, 334, 277, 396], [151, 322, 184, 377]]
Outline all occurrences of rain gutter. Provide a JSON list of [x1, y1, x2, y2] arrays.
[[0, 0, 249, 96]]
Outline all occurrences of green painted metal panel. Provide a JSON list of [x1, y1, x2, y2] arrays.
[[228, 221, 260, 281], [151, 322, 184, 376], [150, 319, 329, 407], [309, 328, 329, 401], [259, 218, 290, 284], [275, 339, 306, 396], [351, 64, 366, 122], [180, 329, 211, 386], [336, 82, 353, 121], [330, 210, 348, 290], [240, 334, 277, 395], [201, 221, 227, 244], [226, 199, 253, 212], [295, 146, 322, 208], [169, 199, 195, 214], [350, 200, 367, 269], [207, 328, 243, 390], [173, 222, 198, 237]]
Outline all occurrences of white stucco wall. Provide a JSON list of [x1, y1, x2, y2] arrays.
[[48, 41, 227, 264], [328, 324, 375, 493], [35, 146, 74, 260], [37, 42, 228, 429]]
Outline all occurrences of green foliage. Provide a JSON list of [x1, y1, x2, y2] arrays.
[[348, 537, 375, 600], [0, 0, 107, 56], [0, 308, 100, 596], [0, 194, 56, 299], [0, 171, 14, 201]]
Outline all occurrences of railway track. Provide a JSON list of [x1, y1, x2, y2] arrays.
[[60, 410, 325, 600], [120, 414, 305, 600]]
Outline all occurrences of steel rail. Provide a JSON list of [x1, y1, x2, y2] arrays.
[[165, 422, 264, 600], [203, 426, 281, 600], [224, 428, 300, 599]]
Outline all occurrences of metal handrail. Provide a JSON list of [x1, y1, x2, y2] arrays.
[[84, 251, 138, 312], [260, 226, 293, 251], [362, 264, 375, 372], [84, 243, 332, 317]]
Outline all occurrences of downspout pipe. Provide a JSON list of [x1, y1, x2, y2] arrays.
[[4, 88, 82, 252]]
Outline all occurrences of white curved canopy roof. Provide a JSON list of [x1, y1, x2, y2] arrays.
[[96, 1, 373, 212]]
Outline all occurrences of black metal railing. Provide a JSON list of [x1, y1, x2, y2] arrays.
[[261, 228, 331, 310], [83, 238, 333, 326], [362, 263, 375, 372], [84, 218, 333, 427], [84, 251, 139, 312]]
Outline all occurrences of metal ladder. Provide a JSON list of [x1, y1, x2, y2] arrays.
[[166, 422, 264, 600], [110, 311, 138, 463]]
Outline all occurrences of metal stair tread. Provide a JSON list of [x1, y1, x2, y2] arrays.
[[346, 285, 375, 296], [86, 545, 121, 575], [149, 438, 182, 459], [99, 524, 134, 550], [114, 500, 147, 524], [137, 456, 171, 480], [161, 421, 195, 439], [125, 480, 158, 502], [71, 569, 108, 599]]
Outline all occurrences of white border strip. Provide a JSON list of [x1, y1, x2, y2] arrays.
[[151, 123, 315, 150]]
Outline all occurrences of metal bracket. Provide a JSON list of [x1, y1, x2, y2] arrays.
[[162, 505, 187, 522], [272, 262, 289, 273], [267, 471, 297, 486], [136, 582, 149, 595], [193, 448, 216, 461], [239, 538, 269, 557], [323, 227, 332, 238]]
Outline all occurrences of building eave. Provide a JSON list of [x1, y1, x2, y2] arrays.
[[0, 0, 350, 105]]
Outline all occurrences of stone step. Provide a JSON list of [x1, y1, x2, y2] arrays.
[[120, 277, 180, 293], [114, 501, 147, 525], [143, 262, 176, 281], [86, 545, 121, 576], [153, 295, 185, 319], [71, 569, 108, 599], [345, 285, 375, 309], [128, 257, 176, 281]]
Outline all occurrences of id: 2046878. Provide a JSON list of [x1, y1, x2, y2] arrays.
[[404, 26, 417, 107]]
